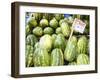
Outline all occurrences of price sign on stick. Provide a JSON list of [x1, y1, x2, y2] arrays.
[[73, 18, 86, 33], [69, 18, 86, 40]]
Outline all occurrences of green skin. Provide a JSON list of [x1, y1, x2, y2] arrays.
[[28, 18, 37, 28], [26, 34, 38, 47], [32, 27, 43, 37], [59, 19, 64, 26], [43, 27, 54, 35], [49, 18, 58, 29], [34, 42, 40, 51], [51, 34, 57, 47], [64, 36, 77, 62], [77, 36, 88, 54], [39, 34, 53, 52], [52, 34, 57, 41], [25, 25, 31, 36], [26, 53, 34, 67], [54, 14, 64, 21], [40, 19, 49, 28], [25, 45, 34, 67], [77, 54, 89, 65], [51, 48, 64, 66], [54, 34, 66, 52], [56, 27, 62, 34], [61, 22, 71, 37], [33, 48, 50, 67]]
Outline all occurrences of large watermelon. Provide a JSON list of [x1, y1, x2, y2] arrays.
[[43, 27, 54, 35], [33, 48, 50, 66], [49, 18, 58, 29], [77, 54, 89, 65], [39, 34, 53, 52], [64, 36, 77, 62], [61, 22, 70, 37], [32, 27, 43, 37], [28, 17, 37, 28], [25, 45, 34, 67], [40, 18, 49, 28], [56, 27, 62, 34], [77, 36, 88, 54], [26, 34, 38, 47], [51, 48, 64, 66], [54, 34, 66, 52]]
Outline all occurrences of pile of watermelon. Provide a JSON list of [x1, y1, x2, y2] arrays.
[[25, 13, 90, 67]]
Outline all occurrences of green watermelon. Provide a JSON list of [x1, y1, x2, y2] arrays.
[[56, 27, 62, 34], [54, 34, 66, 52], [25, 45, 34, 67], [77, 54, 89, 65], [44, 27, 54, 35], [26, 34, 38, 47], [40, 18, 49, 28], [77, 36, 88, 54], [49, 18, 58, 29], [61, 22, 70, 37], [51, 48, 64, 66], [39, 34, 53, 52], [33, 48, 50, 66], [28, 17, 37, 28], [64, 36, 77, 62], [32, 27, 43, 36]]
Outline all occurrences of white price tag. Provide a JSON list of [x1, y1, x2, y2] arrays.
[[72, 18, 86, 33]]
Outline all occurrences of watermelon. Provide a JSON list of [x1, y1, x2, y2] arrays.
[[33, 48, 50, 66], [61, 22, 70, 37], [32, 27, 43, 36], [39, 34, 53, 52], [64, 36, 77, 62], [25, 45, 34, 67], [26, 34, 38, 47], [40, 18, 49, 27], [44, 27, 54, 35], [77, 54, 89, 65], [77, 36, 88, 54], [56, 27, 62, 34], [54, 34, 66, 52], [51, 48, 64, 66], [49, 18, 58, 29]]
